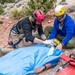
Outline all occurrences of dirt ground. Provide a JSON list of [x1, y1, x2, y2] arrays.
[[0, 11, 75, 75], [0, 10, 54, 47]]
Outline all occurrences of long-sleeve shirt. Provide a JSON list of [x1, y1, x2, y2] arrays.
[[13, 17, 44, 42], [48, 14, 75, 45]]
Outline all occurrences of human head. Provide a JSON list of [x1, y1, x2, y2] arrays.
[[32, 10, 44, 24], [54, 5, 66, 22]]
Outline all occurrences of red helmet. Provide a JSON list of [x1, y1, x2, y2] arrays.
[[32, 10, 44, 22]]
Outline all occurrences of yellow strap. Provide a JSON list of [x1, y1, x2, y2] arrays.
[[54, 38, 60, 45]]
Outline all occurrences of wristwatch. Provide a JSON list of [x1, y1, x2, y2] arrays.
[[43, 65, 47, 71]]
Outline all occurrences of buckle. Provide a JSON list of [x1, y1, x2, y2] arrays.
[[11, 30, 17, 34]]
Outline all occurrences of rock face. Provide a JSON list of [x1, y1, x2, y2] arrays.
[[56, 0, 75, 5], [3, 0, 30, 16], [56, 0, 75, 12]]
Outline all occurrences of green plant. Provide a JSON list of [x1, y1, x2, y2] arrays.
[[10, 8, 20, 19], [23, 0, 57, 16], [10, 8, 26, 19], [0, 5, 4, 14], [0, 0, 15, 4], [6, 0, 15, 3]]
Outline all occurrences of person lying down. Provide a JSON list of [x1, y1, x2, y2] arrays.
[[0, 44, 62, 75]]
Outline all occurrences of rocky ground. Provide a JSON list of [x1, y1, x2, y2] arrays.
[[0, 11, 75, 75], [0, 0, 75, 75]]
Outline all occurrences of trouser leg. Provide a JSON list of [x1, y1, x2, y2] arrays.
[[1, 31, 25, 54], [56, 34, 75, 48], [56, 34, 64, 41], [65, 37, 75, 48], [1, 45, 14, 54], [44, 26, 75, 48], [10, 31, 25, 48], [44, 26, 53, 38]]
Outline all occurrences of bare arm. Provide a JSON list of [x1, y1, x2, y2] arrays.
[[33, 63, 52, 73], [33, 37, 43, 44]]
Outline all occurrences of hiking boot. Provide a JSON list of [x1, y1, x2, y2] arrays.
[[0, 47, 4, 57]]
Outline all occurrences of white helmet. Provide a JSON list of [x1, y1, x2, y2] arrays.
[[54, 5, 66, 17]]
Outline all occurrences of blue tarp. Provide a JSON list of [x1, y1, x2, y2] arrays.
[[0, 44, 62, 75]]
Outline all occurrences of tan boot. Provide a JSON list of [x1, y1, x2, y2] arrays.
[[1, 45, 14, 54], [0, 47, 4, 57]]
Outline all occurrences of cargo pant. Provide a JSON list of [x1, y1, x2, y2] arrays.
[[0, 30, 40, 55], [10, 30, 40, 48], [44, 26, 75, 48]]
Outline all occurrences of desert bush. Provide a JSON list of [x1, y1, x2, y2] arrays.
[[10, 0, 56, 19], [0, 0, 15, 4], [10, 7, 26, 19], [0, 5, 4, 15], [10, 8, 19, 19], [23, 0, 57, 16], [6, 0, 15, 3]]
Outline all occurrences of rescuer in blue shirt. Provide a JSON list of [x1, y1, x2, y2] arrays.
[[44, 5, 75, 50]]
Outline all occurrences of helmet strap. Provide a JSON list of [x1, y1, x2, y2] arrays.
[[32, 14, 37, 21], [57, 13, 66, 22]]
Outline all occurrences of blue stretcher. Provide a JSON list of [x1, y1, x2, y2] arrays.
[[0, 44, 62, 75]]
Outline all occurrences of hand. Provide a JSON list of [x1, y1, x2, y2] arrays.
[[43, 39, 53, 45], [56, 43, 63, 50], [41, 34, 47, 40], [33, 66, 45, 73]]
